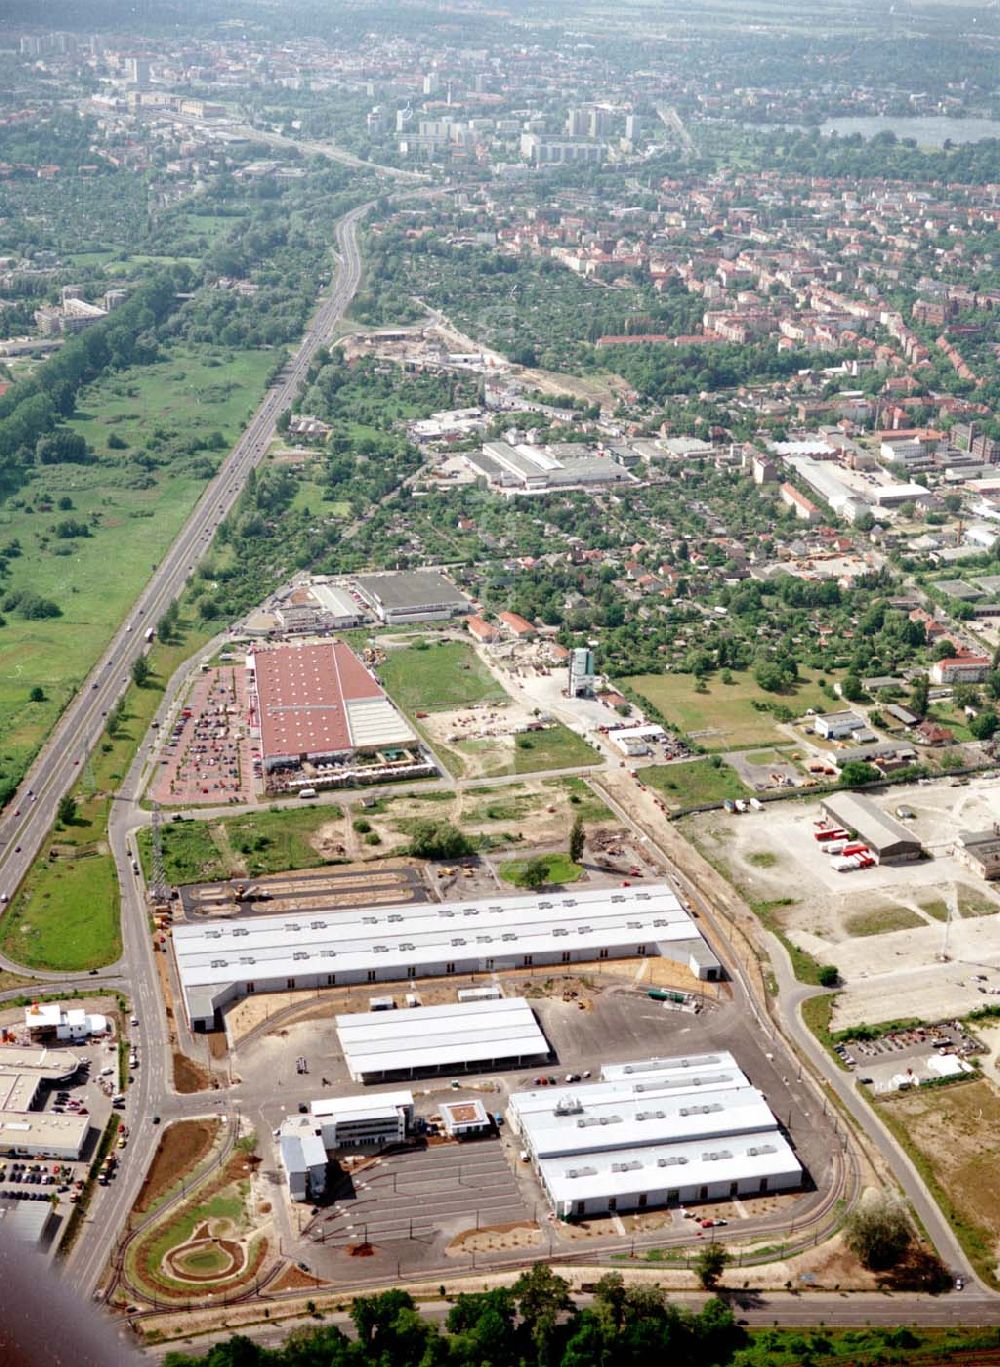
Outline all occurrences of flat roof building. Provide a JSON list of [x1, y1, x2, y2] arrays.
[[335, 997, 549, 1084], [820, 792, 922, 864], [954, 828, 1000, 881], [468, 441, 636, 494], [440, 1098, 492, 1137], [278, 1118, 328, 1202], [0, 1198, 57, 1247], [354, 571, 470, 624], [23, 1003, 108, 1042], [0, 1111, 89, 1161], [508, 1053, 801, 1220], [249, 641, 415, 771], [172, 883, 720, 1031], [279, 1089, 415, 1200]]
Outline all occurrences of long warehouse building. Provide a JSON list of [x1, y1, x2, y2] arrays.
[[820, 791, 922, 864], [508, 1053, 801, 1220], [172, 883, 721, 1031], [336, 997, 549, 1083]]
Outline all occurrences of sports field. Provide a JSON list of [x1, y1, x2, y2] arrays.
[[627, 669, 832, 750]]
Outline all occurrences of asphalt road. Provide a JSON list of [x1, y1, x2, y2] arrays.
[[769, 941, 977, 1288], [35, 205, 372, 1297], [0, 202, 371, 979]]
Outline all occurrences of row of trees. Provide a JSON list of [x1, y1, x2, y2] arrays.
[[164, 1268, 743, 1367]]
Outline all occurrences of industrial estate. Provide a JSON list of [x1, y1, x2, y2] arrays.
[[1, 2, 1000, 1364]]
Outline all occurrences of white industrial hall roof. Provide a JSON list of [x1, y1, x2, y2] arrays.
[[509, 1053, 801, 1215], [539, 1130, 801, 1209], [336, 997, 548, 1081], [172, 883, 706, 1023]]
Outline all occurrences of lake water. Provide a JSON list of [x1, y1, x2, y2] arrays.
[[819, 116, 1000, 146]]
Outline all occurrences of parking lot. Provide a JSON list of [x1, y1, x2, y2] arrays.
[[838, 1019, 984, 1095], [148, 665, 253, 807], [306, 1141, 530, 1249], [0, 1023, 130, 1250]]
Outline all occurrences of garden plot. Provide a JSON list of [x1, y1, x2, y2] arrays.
[[684, 779, 1000, 1029]]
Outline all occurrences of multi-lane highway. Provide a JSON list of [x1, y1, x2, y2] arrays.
[[0, 202, 370, 975], [56, 206, 374, 1298]]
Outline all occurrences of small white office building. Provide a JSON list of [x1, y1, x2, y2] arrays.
[[278, 1090, 416, 1202]]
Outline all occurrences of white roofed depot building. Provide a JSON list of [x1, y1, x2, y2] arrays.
[[336, 997, 549, 1084], [172, 883, 721, 1031], [508, 1053, 801, 1220]]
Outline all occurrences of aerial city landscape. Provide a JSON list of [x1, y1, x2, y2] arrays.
[[0, 0, 999, 1361]]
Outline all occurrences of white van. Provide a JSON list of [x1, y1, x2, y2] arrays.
[[298, 787, 317, 800]]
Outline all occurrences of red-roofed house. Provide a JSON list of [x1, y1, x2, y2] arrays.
[[780, 482, 822, 524], [498, 611, 537, 639], [467, 615, 499, 644]]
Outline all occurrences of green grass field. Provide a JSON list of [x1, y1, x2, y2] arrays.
[[0, 842, 120, 972], [0, 610, 214, 970], [513, 725, 600, 774], [138, 804, 344, 885], [499, 853, 583, 888], [639, 758, 749, 810], [0, 344, 275, 801], [378, 640, 508, 714], [626, 669, 833, 751], [844, 905, 925, 937], [552, 776, 612, 823]]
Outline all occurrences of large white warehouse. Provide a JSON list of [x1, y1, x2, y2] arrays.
[[336, 996, 549, 1084], [508, 1053, 801, 1220], [172, 883, 720, 1030]]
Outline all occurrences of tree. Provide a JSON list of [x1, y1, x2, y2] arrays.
[[841, 674, 864, 702], [753, 659, 791, 693], [817, 964, 840, 988], [520, 855, 551, 890], [130, 655, 150, 687], [910, 673, 929, 719], [845, 1193, 913, 1270], [28, 686, 45, 703], [695, 1243, 729, 1289], [569, 815, 585, 865], [838, 761, 880, 787], [512, 1263, 572, 1359], [56, 794, 77, 826], [970, 710, 1000, 741], [407, 820, 474, 861], [105, 702, 124, 739]]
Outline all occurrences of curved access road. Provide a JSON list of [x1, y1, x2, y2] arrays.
[[0, 201, 373, 976], [768, 938, 987, 1293]]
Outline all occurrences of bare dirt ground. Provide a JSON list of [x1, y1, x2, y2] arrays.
[[879, 1078, 1000, 1275], [173, 1051, 214, 1094], [448, 1222, 542, 1256], [515, 365, 632, 408], [419, 701, 537, 777], [134, 1119, 220, 1215], [683, 782, 1000, 1028]]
